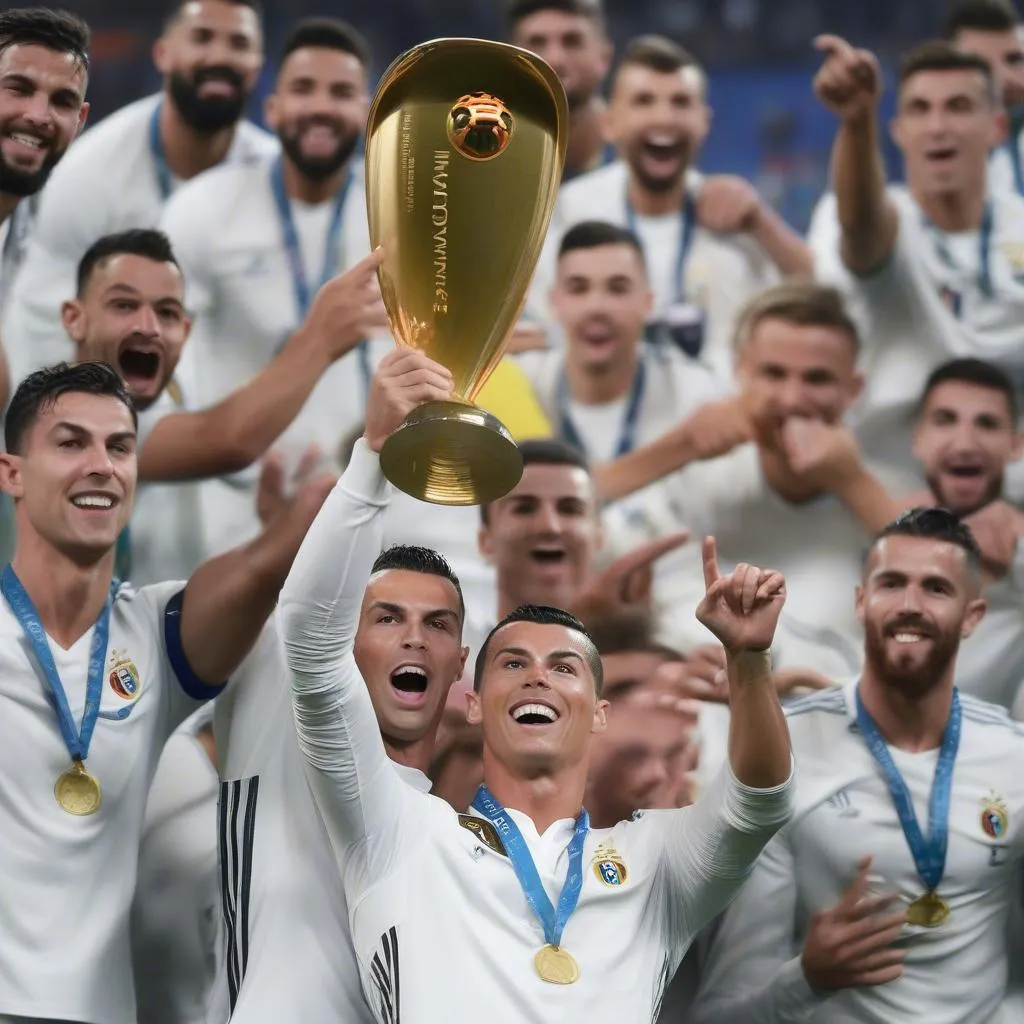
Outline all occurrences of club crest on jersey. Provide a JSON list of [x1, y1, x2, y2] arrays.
[[458, 814, 506, 857], [592, 841, 627, 887], [108, 649, 141, 702], [1000, 242, 1024, 277], [981, 793, 1009, 840]]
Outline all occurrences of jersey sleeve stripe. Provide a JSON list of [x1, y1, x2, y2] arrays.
[[163, 589, 227, 699], [370, 927, 401, 1024], [220, 779, 242, 1009]]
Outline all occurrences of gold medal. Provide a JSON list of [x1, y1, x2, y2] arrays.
[[534, 944, 579, 985], [54, 759, 101, 816], [906, 891, 950, 928]]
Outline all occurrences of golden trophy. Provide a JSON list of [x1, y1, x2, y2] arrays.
[[365, 38, 567, 504]]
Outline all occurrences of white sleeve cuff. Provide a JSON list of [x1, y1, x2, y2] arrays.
[[342, 438, 391, 506], [724, 756, 796, 830]]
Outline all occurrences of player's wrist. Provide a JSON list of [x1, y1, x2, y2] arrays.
[[724, 647, 774, 680]]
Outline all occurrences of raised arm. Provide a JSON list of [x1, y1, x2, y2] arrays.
[[813, 35, 899, 275], [139, 250, 387, 481], [279, 348, 452, 863]]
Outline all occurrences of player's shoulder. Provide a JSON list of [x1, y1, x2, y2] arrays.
[[67, 94, 158, 163], [557, 160, 628, 219], [784, 687, 855, 748], [114, 578, 186, 625], [990, 185, 1024, 231], [162, 153, 272, 225], [959, 692, 1024, 744], [232, 120, 279, 162]]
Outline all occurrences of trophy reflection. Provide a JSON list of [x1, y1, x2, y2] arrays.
[[365, 38, 567, 505]]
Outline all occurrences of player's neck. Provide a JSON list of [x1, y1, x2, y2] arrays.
[[626, 174, 686, 217], [912, 182, 987, 233], [0, 192, 20, 226], [383, 729, 436, 776], [564, 347, 638, 405], [159, 97, 236, 181], [564, 97, 606, 178], [482, 751, 587, 835], [10, 533, 115, 650], [758, 444, 824, 505], [281, 156, 349, 205], [858, 673, 955, 753]]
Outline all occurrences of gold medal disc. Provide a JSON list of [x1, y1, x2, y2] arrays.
[[906, 891, 950, 928], [534, 944, 580, 985], [55, 760, 101, 816]]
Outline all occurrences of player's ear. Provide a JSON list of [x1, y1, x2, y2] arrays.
[[0, 452, 24, 499], [264, 92, 279, 132], [465, 686, 483, 725], [591, 698, 609, 735], [961, 596, 986, 639], [855, 583, 866, 625]]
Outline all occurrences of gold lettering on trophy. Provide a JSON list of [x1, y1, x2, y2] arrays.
[[401, 112, 415, 213], [432, 149, 449, 313]]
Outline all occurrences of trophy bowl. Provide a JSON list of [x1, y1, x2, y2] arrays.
[[365, 38, 567, 505]]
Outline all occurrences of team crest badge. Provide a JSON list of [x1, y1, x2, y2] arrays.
[[981, 793, 1009, 840], [458, 814, 506, 857], [592, 841, 628, 887], [108, 649, 141, 702], [1001, 242, 1024, 276]]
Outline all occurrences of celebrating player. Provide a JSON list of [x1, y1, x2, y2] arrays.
[[280, 346, 793, 1022]]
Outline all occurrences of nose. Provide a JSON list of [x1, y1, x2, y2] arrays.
[[900, 585, 923, 613], [401, 621, 428, 650], [534, 502, 563, 536], [198, 34, 238, 68], [83, 442, 115, 479], [132, 305, 161, 338], [21, 90, 54, 128]]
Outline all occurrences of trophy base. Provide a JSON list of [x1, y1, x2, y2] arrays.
[[379, 400, 523, 505]]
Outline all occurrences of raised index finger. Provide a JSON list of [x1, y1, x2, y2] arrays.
[[813, 33, 853, 59], [609, 531, 689, 581], [702, 536, 720, 589]]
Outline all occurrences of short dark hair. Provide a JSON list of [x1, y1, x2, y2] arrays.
[[616, 34, 702, 78], [919, 357, 1018, 423], [899, 39, 997, 103], [479, 438, 591, 524], [77, 229, 179, 297], [507, 0, 605, 34], [5, 361, 137, 455], [872, 507, 982, 574], [371, 544, 465, 624], [944, 0, 1019, 38], [0, 7, 89, 69], [558, 220, 646, 268], [279, 17, 369, 68], [473, 603, 603, 693], [165, 0, 261, 30], [733, 281, 860, 354]]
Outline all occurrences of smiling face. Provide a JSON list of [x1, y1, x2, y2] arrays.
[[0, 41, 88, 197], [857, 534, 985, 699], [466, 619, 608, 777], [265, 44, 367, 182], [606, 62, 709, 193], [62, 253, 190, 412], [915, 379, 1020, 516], [479, 462, 602, 612], [353, 568, 467, 746], [0, 391, 137, 563]]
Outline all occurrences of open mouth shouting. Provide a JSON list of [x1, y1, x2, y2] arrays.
[[510, 699, 561, 726], [117, 339, 165, 401], [390, 663, 430, 705]]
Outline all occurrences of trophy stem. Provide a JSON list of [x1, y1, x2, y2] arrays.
[[379, 400, 524, 505]]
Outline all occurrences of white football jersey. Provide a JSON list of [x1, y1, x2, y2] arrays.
[[0, 579, 221, 1024], [989, 137, 1024, 203], [530, 161, 779, 380], [1, 94, 277, 386], [279, 440, 793, 1024], [131, 706, 221, 1024], [213, 621, 430, 1024], [692, 683, 1024, 1024], [158, 156, 389, 561]]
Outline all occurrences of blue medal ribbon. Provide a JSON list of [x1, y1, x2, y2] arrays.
[[855, 686, 962, 893], [557, 355, 647, 459], [1, 565, 118, 765], [625, 188, 697, 305], [1005, 116, 1024, 198], [929, 201, 994, 301], [473, 784, 589, 950], [149, 101, 173, 201]]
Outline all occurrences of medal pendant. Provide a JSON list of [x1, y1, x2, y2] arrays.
[[906, 891, 950, 928], [534, 944, 579, 985], [55, 759, 101, 816]]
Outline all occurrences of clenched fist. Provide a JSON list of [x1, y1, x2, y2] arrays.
[[813, 35, 883, 120]]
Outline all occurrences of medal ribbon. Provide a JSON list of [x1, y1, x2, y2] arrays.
[[929, 201, 994, 299], [625, 188, 696, 304], [149, 102, 173, 201], [855, 686, 962, 892], [557, 354, 647, 459], [473, 784, 589, 949], [1006, 115, 1024, 198], [1, 565, 117, 763]]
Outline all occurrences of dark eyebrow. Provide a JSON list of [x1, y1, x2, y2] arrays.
[[548, 648, 585, 664], [53, 422, 136, 443], [369, 601, 459, 622], [494, 645, 532, 662]]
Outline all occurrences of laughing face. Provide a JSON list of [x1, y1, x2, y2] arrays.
[[915, 379, 1021, 517], [857, 534, 985, 699], [354, 568, 467, 746], [265, 44, 367, 182], [62, 253, 190, 412], [0, 42, 88, 197], [478, 462, 602, 612], [606, 62, 709, 193], [466, 620, 608, 776]]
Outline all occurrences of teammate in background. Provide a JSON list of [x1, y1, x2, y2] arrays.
[[160, 17, 386, 561], [508, 0, 613, 181], [810, 38, 1024, 488], [945, 0, 1024, 198], [692, 508, 1024, 1024], [62, 228, 381, 583], [0, 361, 328, 1024], [0, 7, 90, 410], [2, 0, 275, 382], [532, 35, 810, 377], [280, 344, 792, 1022], [215, 543, 466, 1023]]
